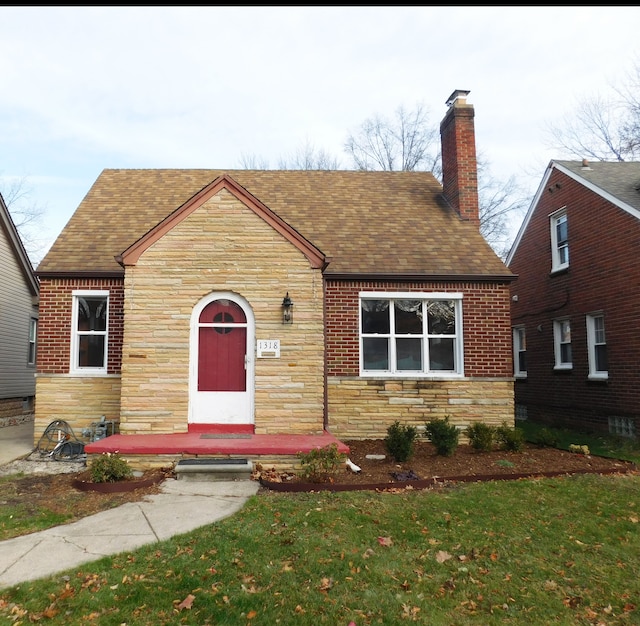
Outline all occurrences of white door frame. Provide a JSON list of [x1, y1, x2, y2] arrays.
[[188, 291, 255, 425]]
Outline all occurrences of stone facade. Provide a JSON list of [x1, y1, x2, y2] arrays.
[[328, 377, 514, 440]]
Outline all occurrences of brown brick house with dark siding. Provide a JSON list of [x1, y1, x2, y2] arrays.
[[34, 90, 516, 467], [507, 160, 640, 437]]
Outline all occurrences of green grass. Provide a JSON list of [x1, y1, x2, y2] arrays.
[[519, 420, 640, 464], [2, 473, 640, 625]]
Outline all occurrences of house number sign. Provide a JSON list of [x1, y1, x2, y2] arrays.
[[257, 339, 280, 358]]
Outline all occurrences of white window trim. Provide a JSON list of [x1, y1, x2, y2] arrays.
[[70, 290, 109, 375], [550, 207, 569, 273], [512, 325, 527, 378], [586, 313, 608, 380], [28, 317, 37, 366], [553, 318, 572, 370], [359, 291, 464, 378]]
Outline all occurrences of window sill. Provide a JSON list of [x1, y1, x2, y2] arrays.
[[549, 266, 569, 276], [587, 374, 609, 382], [553, 365, 573, 371]]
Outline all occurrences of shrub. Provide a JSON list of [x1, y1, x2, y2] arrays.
[[90, 453, 134, 483], [384, 421, 418, 462], [532, 427, 560, 448], [466, 422, 495, 452], [297, 443, 346, 483], [496, 422, 525, 452], [424, 417, 459, 457]]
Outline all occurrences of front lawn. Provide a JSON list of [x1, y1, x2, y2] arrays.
[[2, 472, 639, 625]]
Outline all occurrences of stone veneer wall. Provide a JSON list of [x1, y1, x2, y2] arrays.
[[119, 188, 325, 436], [34, 375, 121, 443], [327, 377, 514, 440]]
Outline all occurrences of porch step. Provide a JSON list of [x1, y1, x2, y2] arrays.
[[175, 458, 253, 481]]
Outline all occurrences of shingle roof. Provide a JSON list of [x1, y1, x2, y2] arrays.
[[555, 160, 640, 213], [37, 169, 512, 279]]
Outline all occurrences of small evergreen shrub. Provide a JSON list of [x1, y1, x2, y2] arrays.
[[297, 443, 346, 483], [532, 427, 560, 448], [384, 421, 418, 462], [90, 453, 134, 483], [496, 422, 525, 452], [466, 422, 495, 452], [424, 417, 459, 457]]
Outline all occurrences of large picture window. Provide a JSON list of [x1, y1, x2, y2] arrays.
[[360, 292, 463, 376], [71, 291, 109, 373], [586, 313, 608, 379]]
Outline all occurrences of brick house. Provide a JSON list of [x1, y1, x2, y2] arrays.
[[507, 159, 640, 437], [34, 90, 515, 468], [0, 193, 38, 422]]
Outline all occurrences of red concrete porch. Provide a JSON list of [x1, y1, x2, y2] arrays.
[[84, 425, 350, 471]]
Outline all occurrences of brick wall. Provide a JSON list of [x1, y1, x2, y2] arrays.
[[37, 278, 124, 374], [325, 280, 513, 377], [510, 168, 640, 434]]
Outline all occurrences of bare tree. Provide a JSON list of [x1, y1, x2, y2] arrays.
[[344, 103, 526, 256], [545, 58, 640, 161], [344, 103, 440, 175], [239, 140, 341, 171], [0, 176, 47, 266]]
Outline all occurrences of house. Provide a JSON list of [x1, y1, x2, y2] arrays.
[[34, 90, 516, 469], [507, 159, 640, 438], [0, 193, 39, 423]]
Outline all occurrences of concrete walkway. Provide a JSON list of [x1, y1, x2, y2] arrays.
[[0, 419, 34, 465], [0, 420, 260, 590]]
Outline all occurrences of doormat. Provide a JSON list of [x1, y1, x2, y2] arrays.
[[200, 434, 252, 439]]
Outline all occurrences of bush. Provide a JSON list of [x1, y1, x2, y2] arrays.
[[384, 421, 418, 462], [297, 444, 346, 483], [466, 422, 495, 452], [90, 453, 134, 483], [532, 427, 560, 448], [496, 422, 525, 452], [424, 417, 459, 456]]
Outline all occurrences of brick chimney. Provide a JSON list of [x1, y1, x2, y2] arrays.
[[440, 89, 479, 226]]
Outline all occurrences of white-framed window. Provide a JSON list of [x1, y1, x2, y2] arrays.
[[27, 318, 37, 366], [550, 208, 569, 272], [512, 325, 527, 377], [586, 313, 608, 379], [359, 292, 463, 377], [553, 318, 572, 369], [71, 290, 109, 374]]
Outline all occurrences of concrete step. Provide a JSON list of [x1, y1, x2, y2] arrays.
[[175, 458, 253, 481]]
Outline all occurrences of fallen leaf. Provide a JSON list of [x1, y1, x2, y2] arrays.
[[177, 594, 195, 610], [436, 550, 453, 563], [247, 610, 257, 619], [378, 536, 393, 547]]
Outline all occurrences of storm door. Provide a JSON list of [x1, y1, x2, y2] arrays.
[[190, 295, 254, 424]]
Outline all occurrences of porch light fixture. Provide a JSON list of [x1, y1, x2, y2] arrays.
[[282, 292, 294, 324]]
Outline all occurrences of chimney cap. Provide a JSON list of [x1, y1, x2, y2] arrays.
[[446, 89, 471, 107]]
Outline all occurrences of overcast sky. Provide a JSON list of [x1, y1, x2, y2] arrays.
[[1, 6, 639, 264]]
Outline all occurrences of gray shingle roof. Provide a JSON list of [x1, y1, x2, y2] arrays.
[[555, 160, 640, 213], [37, 169, 512, 279]]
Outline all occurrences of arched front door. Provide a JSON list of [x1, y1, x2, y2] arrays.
[[189, 293, 254, 425]]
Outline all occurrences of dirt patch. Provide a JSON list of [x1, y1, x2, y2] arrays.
[[256, 440, 638, 491]]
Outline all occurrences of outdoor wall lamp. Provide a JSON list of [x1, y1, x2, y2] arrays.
[[282, 292, 294, 324]]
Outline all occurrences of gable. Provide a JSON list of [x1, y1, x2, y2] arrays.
[[507, 160, 640, 265], [118, 174, 325, 269], [37, 169, 512, 280]]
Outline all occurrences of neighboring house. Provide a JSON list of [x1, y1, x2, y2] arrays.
[[507, 159, 640, 438], [34, 90, 516, 468], [0, 193, 39, 422]]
